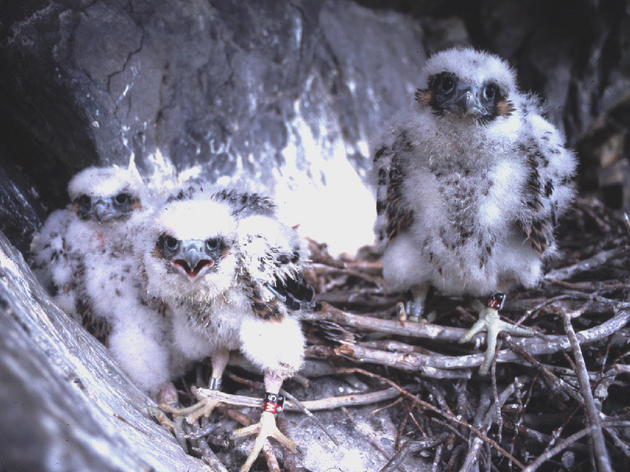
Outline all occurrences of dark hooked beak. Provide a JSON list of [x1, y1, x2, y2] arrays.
[[93, 199, 115, 222], [452, 84, 485, 116], [171, 240, 214, 282]]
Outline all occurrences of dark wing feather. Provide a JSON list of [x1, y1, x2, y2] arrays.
[[240, 271, 284, 321], [516, 103, 576, 257], [237, 216, 314, 320], [212, 189, 276, 217], [374, 131, 415, 242], [267, 273, 315, 311], [518, 149, 554, 256]]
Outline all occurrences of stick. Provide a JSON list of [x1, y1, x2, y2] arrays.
[[305, 310, 630, 373], [220, 407, 280, 472], [193, 386, 406, 412], [523, 425, 592, 472], [338, 367, 526, 470], [544, 247, 626, 281], [379, 435, 448, 472], [562, 312, 613, 472], [302, 303, 467, 341], [460, 378, 522, 472]]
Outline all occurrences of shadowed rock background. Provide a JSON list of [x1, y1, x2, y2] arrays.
[[1, 0, 629, 471]]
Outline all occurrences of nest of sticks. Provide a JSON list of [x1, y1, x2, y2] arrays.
[[161, 195, 630, 472]]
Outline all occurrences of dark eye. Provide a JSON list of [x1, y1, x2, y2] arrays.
[[76, 195, 91, 210], [158, 234, 179, 252], [483, 83, 498, 101], [165, 236, 179, 250], [114, 193, 130, 206], [436, 75, 455, 94], [205, 238, 220, 251]]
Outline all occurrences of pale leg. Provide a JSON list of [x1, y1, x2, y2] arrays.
[[458, 294, 534, 375], [232, 371, 297, 472], [160, 348, 231, 424], [397, 282, 430, 322]]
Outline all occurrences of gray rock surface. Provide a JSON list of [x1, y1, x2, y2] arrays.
[[0, 232, 213, 472], [1, 0, 428, 254]]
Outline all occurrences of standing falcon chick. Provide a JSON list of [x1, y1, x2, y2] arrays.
[[139, 195, 311, 472], [374, 47, 576, 374]]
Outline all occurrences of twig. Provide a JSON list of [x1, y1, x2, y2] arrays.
[[313, 263, 384, 288], [341, 407, 410, 472], [338, 367, 526, 470], [379, 435, 449, 472], [303, 303, 467, 341], [544, 247, 626, 281], [306, 310, 630, 373], [460, 378, 523, 472], [562, 312, 613, 472], [191, 438, 230, 472], [604, 427, 630, 460], [220, 407, 280, 472], [431, 444, 443, 472], [547, 278, 630, 292], [281, 389, 339, 447], [332, 343, 473, 377], [193, 386, 406, 412], [502, 421, 552, 444], [502, 338, 583, 405], [522, 425, 593, 472]]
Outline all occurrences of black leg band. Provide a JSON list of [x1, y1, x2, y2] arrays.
[[262, 392, 285, 414]]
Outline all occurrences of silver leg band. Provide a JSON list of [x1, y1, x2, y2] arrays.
[[209, 376, 222, 390]]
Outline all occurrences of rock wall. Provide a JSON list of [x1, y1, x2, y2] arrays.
[[0, 232, 214, 471]]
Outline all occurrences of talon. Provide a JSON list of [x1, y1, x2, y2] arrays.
[[149, 406, 175, 431], [159, 394, 222, 425], [158, 378, 225, 425], [396, 284, 429, 323], [458, 294, 534, 375], [396, 301, 407, 322], [232, 393, 296, 472]]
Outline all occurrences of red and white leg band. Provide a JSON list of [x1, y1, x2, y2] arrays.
[[486, 293, 506, 311], [263, 392, 285, 414]]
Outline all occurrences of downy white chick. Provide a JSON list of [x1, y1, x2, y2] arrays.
[[31, 163, 145, 327], [374, 47, 576, 373], [30, 208, 78, 315], [140, 193, 313, 472], [31, 163, 172, 395]]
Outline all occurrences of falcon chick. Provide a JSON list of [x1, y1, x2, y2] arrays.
[[374, 47, 576, 374], [30, 208, 77, 315], [139, 192, 312, 472], [31, 164, 145, 323], [31, 164, 173, 396]]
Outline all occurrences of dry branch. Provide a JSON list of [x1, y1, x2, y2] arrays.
[[305, 308, 630, 374], [562, 312, 613, 472], [193, 386, 406, 412]]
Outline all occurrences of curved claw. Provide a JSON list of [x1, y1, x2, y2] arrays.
[[149, 407, 189, 448], [397, 301, 429, 323], [159, 397, 222, 425], [232, 411, 297, 472], [459, 307, 534, 375]]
